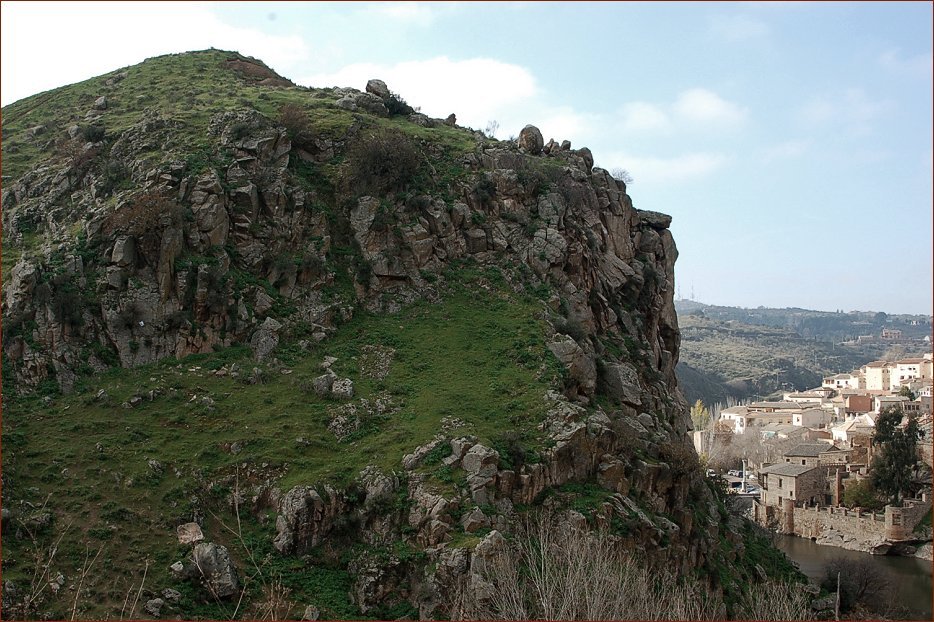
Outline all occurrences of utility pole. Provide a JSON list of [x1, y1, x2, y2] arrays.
[[835, 571, 840, 621]]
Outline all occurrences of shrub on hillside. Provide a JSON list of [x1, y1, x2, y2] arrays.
[[346, 129, 421, 195], [102, 190, 183, 236], [81, 124, 105, 143], [386, 92, 415, 117], [821, 556, 894, 614], [278, 103, 314, 149]]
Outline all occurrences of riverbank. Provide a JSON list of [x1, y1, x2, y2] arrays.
[[912, 542, 932, 560]]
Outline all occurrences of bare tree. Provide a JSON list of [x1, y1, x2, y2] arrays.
[[610, 167, 634, 186], [735, 580, 813, 620], [452, 511, 723, 620], [451, 510, 812, 621], [822, 556, 894, 614]]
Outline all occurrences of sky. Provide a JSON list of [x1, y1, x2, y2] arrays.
[[2, 1, 932, 315]]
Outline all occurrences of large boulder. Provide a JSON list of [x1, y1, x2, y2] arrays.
[[250, 327, 278, 361], [601, 361, 643, 406], [461, 444, 499, 477], [190, 542, 239, 598], [518, 125, 544, 155], [365, 79, 391, 100], [144, 598, 164, 617], [176, 522, 204, 545], [111, 236, 136, 267], [547, 335, 596, 396]]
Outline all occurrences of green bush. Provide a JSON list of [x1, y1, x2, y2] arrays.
[[842, 478, 884, 511], [81, 124, 105, 142], [278, 103, 315, 149], [346, 129, 421, 194], [386, 92, 415, 117]]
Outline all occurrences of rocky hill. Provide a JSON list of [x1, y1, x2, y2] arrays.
[[1, 50, 797, 619]]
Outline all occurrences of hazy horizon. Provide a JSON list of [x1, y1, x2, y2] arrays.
[[674, 296, 932, 318]]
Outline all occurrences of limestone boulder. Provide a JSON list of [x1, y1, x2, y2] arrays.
[[144, 598, 164, 617], [111, 236, 136, 267], [312, 370, 336, 396]]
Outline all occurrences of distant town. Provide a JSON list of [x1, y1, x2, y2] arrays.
[[694, 350, 932, 557]]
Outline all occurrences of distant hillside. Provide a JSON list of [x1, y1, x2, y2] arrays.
[[675, 300, 932, 344], [674, 305, 930, 407]]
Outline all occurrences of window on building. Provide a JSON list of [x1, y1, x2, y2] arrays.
[[802, 459, 806, 465], [778, 478, 782, 489]]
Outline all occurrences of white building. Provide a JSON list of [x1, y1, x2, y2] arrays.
[[791, 408, 830, 429]]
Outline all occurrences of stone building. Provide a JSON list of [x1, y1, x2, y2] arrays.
[[758, 463, 826, 508], [783, 443, 840, 467]]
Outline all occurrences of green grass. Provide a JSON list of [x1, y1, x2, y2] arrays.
[[1, 272, 559, 618]]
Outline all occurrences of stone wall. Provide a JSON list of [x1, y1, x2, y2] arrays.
[[793, 505, 886, 550], [754, 495, 932, 553], [885, 496, 932, 541]]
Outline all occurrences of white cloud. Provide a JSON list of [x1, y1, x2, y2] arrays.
[[611, 89, 747, 137], [1, 1, 310, 105], [673, 88, 748, 127], [709, 14, 769, 42], [302, 56, 538, 129], [618, 102, 672, 133], [879, 49, 933, 79], [601, 151, 728, 185], [302, 56, 599, 146]]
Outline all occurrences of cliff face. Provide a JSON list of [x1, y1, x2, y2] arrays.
[[1, 50, 751, 618]]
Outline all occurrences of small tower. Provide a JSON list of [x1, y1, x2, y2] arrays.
[[781, 498, 795, 534]]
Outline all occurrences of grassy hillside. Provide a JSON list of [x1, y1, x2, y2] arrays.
[[2, 265, 562, 619]]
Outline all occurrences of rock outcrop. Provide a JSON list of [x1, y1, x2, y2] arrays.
[[0, 49, 729, 620]]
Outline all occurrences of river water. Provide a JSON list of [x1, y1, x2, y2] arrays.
[[773, 534, 932, 620]]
